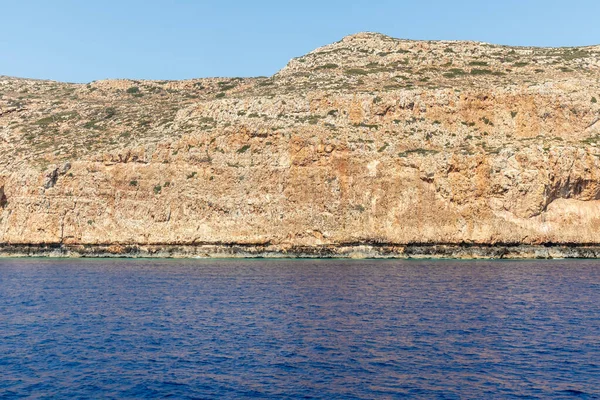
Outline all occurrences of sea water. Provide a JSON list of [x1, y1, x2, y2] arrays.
[[0, 258, 598, 398]]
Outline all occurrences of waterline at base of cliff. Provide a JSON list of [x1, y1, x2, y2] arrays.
[[4, 243, 600, 259]]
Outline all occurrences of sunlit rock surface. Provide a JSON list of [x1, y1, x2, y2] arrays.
[[2, 33, 600, 257]]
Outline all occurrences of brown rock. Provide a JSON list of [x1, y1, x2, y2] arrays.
[[1, 33, 600, 256]]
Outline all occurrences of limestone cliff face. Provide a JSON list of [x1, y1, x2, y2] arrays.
[[2, 32, 600, 252]]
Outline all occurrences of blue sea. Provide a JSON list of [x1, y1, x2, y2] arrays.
[[0, 258, 599, 399]]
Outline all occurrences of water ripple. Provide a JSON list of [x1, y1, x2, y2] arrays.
[[0, 258, 599, 398]]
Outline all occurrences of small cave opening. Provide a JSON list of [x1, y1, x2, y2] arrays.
[[542, 177, 600, 213]]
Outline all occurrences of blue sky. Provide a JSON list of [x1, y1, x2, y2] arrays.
[[1, 0, 599, 82]]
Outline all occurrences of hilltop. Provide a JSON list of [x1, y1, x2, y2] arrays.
[[1, 33, 600, 258]]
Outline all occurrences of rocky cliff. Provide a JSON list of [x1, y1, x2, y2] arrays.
[[2, 32, 600, 258]]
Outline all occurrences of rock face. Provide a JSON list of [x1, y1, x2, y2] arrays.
[[2, 32, 600, 257]]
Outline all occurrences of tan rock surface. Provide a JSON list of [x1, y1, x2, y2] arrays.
[[1, 32, 600, 255]]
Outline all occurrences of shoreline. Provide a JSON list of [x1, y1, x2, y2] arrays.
[[2, 243, 600, 259]]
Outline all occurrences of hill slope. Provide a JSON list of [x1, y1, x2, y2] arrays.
[[2, 32, 600, 258]]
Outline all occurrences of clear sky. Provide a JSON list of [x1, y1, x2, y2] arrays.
[[1, 0, 599, 83]]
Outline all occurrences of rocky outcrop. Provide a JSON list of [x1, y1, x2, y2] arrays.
[[1, 33, 600, 258]]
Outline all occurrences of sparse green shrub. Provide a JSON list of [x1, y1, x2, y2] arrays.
[[556, 48, 589, 61], [35, 116, 56, 126], [316, 63, 339, 70], [153, 185, 162, 194], [469, 61, 489, 66], [83, 120, 101, 130], [398, 148, 439, 157], [471, 69, 493, 75], [215, 92, 226, 98], [470, 69, 505, 76], [354, 123, 379, 129], [237, 145, 250, 153], [345, 68, 368, 76], [296, 115, 322, 124], [104, 107, 116, 119], [443, 68, 466, 78], [129, 180, 138, 186], [199, 117, 216, 125], [218, 81, 236, 90], [593, 97, 598, 103], [126, 86, 140, 94]]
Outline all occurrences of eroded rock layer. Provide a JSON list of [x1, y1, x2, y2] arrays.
[[2, 33, 600, 257]]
